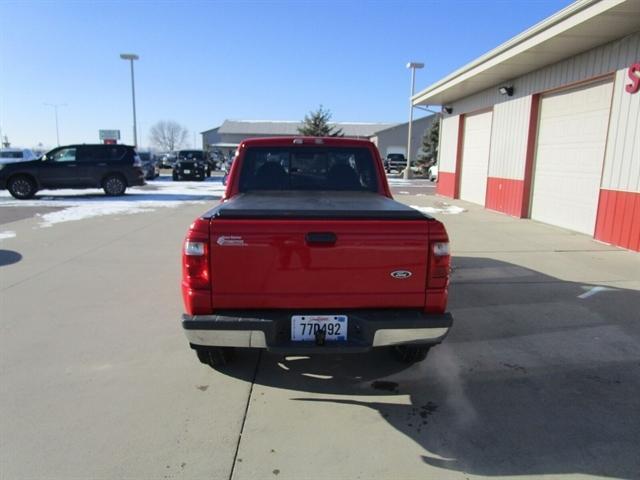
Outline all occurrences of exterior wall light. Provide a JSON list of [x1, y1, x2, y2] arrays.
[[499, 86, 514, 96], [443, 106, 453, 114]]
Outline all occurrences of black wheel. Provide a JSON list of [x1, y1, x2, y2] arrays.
[[102, 174, 127, 196], [195, 347, 234, 368], [7, 175, 37, 199], [172, 172, 179, 181], [392, 345, 430, 364]]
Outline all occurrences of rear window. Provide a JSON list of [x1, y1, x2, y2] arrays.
[[239, 147, 378, 192], [0, 151, 22, 159]]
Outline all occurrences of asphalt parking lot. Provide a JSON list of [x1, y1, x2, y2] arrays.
[[1, 175, 639, 480]]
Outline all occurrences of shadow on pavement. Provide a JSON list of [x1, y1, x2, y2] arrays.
[[217, 256, 640, 478], [0, 249, 22, 267]]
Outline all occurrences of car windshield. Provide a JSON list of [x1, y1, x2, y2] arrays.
[[138, 152, 151, 161], [179, 151, 203, 160], [239, 146, 378, 192]]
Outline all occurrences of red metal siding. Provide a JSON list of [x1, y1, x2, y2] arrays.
[[453, 115, 465, 199], [485, 177, 525, 217], [594, 189, 640, 252], [521, 94, 541, 218], [437, 172, 456, 197]]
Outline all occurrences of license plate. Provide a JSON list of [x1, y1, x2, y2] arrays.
[[291, 315, 347, 341], [183, 169, 191, 174]]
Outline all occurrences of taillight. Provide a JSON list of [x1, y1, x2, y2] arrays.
[[426, 221, 451, 313], [183, 219, 210, 290], [182, 218, 212, 314], [429, 241, 451, 289], [183, 241, 209, 289]]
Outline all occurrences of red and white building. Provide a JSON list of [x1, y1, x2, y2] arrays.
[[414, 0, 640, 251]]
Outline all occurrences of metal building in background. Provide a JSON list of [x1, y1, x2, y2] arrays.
[[413, 0, 640, 252]]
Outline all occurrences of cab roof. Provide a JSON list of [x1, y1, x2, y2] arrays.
[[239, 136, 376, 149]]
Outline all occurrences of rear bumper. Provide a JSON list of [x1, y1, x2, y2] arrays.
[[129, 168, 146, 186], [182, 309, 452, 354]]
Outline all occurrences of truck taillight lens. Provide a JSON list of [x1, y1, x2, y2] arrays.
[[183, 241, 209, 289], [182, 218, 211, 299], [184, 241, 205, 256], [433, 242, 450, 257], [425, 221, 451, 314], [429, 241, 451, 288]]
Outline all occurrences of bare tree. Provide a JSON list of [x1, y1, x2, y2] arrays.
[[149, 120, 188, 152]]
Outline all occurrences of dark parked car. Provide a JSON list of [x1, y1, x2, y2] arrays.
[[0, 144, 145, 199], [173, 149, 207, 181], [385, 153, 409, 173], [139, 151, 159, 180]]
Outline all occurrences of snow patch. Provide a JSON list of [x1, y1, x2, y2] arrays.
[[0, 178, 226, 227], [0, 231, 16, 241], [410, 204, 466, 215]]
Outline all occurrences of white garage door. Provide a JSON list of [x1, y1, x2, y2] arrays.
[[459, 110, 493, 205], [531, 80, 613, 235]]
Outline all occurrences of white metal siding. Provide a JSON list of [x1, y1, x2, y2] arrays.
[[459, 111, 493, 205], [487, 96, 533, 179], [601, 65, 640, 192], [435, 31, 639, 207], [438, 115, 460, 172], [531, 80, 614, 234], [446, 32, 639, 118]]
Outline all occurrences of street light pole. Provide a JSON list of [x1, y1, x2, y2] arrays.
[[404, 62, 424, 180], [120, 53, 139, 147], [44, 103, 67, 146]]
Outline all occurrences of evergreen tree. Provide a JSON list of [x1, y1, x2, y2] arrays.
[[417, 116, 440, 168], [298, 106, 344, 137]]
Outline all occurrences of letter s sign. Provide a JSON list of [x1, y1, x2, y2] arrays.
[[626, 63, 640, 94]]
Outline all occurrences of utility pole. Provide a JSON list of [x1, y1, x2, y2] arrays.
[[44, 103, 67, 146], [120, 53, 139, 147], [405, 62, 424, 179]]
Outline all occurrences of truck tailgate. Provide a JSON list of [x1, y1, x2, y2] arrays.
[[207, 192, 431, 309]]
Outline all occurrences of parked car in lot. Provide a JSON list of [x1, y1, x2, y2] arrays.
[[385, 153, 408, 173], [158, 152, 177, 168], [0, 144, 145, 199], [138, 151, 159, 180], [180, 136, 453, 368], [0, 148, 38, 164], [428, 164, 438, 182], [173, 149, 208, 181]]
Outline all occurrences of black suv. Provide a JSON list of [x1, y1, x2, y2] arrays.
[[173, 150, 208, 181], [0, 144, 145, 199]]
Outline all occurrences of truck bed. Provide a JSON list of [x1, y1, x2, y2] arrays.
[[204, 191, 430, 220]]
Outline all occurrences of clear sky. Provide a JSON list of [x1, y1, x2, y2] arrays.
[[1, 0, 572, 150]]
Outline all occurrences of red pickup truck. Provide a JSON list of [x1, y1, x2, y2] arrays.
[[181, 137, 452, 368]]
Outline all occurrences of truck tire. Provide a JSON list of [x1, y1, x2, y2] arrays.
[[7, 175, 37, 199], [102, 174, 127, 196], [195, 347, 234, 368], [392, 345, 430, 364]]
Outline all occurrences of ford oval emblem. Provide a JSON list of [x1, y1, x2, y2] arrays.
[[391, 270, 412, 279]]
